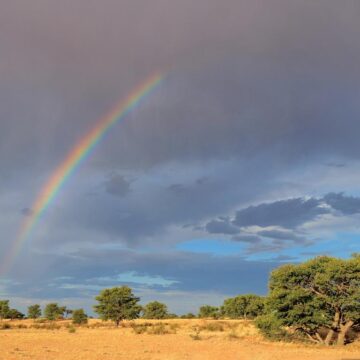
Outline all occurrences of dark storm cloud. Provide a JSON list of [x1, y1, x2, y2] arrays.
[[231, 234, 262, 244], [233, 198, 328, 229], [2, 0, 360, 311], [205, 219, 239, 235], [323, 192, 360, 215], [104, 173, 131, 197]]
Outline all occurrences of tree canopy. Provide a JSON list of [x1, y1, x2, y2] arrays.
[[266, 255, 360, 345], [143, 301, 168, 319], [94, 286, 141, 326]]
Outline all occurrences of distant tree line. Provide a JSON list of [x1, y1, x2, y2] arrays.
[[0, 255, 359, 346]]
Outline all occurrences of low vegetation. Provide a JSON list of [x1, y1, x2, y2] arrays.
[[0, 255, 358, 348]]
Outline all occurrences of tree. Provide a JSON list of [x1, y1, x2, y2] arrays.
[[72, 309, 88, 325], [198, 305, 219, 319], [0, 300, 10, 320], [8, 309, 25, 320], [94, 286, 141, 326], [266, 255, 360, 345], [221, 294, 264, 319], [44, 303, 63, 321], [28, 304, 41, 319], [143, 301, 168, 319], [180, 313, 196, 319]]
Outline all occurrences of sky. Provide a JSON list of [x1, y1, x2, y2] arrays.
[[1, 0, 360, 315]]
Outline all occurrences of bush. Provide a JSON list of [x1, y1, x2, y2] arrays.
[[255, 314, 288, 341], [68, 325, 76, 333], [72, 309, 88, 325], [147, 323, 172, 335], [199, 322, 225, 332], [132, 324, 148, 334], [0, 322, 11, 330]]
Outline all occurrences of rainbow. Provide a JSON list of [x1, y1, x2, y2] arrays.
[[1, 72, 163, 274]]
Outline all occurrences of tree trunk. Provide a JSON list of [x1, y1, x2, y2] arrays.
[[324, 329, 335, 346], [337, 321, 354, 346], [325, 311, 340, 345]]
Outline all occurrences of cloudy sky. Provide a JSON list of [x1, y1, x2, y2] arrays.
[[1, 0, 360, 314]]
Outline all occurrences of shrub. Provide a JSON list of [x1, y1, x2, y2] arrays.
[[0, 322, 11, 330], [255, 314, 288, 341], [68, 326, 76, 333], [147, 323, 171, 335], [189, 326, 202, 340], [72, 309, 88, 325], [132, 324, 148, 334], [199, 322, 225, 332]]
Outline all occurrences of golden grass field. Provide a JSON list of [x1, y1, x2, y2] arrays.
[[1, 319, 360, 360]]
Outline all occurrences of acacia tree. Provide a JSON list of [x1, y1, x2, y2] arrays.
[[221, 294, 264, 319], [267, 255, 360, 345], [198, 305, 219, 319], [142, 301, 168, 319], [0, 300, 10, 320], [8, 309, 24, 320], [72, 309, 88, 325], [94, 286, 141, 326], [28, 304, 41, 319], [44, 303, 63, 321]]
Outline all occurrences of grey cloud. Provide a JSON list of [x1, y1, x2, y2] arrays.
[[323, 192, 360, 215], [104, 174, 131, 197], [257, 229, 307, 243], [205, 219, 239, 235], [231, 234, 262, 243], [233, 198, 328, 229]]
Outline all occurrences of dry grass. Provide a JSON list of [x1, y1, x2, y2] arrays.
[[0, 319, 359, 359]]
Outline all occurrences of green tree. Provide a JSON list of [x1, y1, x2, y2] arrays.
[[266, 255, 360, 345], [180, 313, 196, 319], [44, 303, 63, 321], [0, 300, 10, 320], [28, 304, 41, 319], [198, 305, 219, 319], [8, 309, 25, 320], [94, 286, 141, 326], [221, 294, 264, 319], [143, 301, 168, 319], [72, 309, 88, 325]]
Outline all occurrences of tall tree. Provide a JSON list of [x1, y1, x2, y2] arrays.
[[28, 304, 41, 319], [198, 305, 219, 319], [0, 300, 10, 320], [268, 255, 360, 345], [221, 294, 264, 319], [44, 303, 63, 321], [94, 286, 141, 326], [143, 301, 168, 319]]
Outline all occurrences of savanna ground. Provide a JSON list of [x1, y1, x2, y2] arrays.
[[1, 319, 360, 360]]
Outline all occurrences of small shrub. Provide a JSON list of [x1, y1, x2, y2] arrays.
[[190, 326, 202, 340], [227, 329, 239, 340], [132, 324, 148, 334], [68, 326, 76, 333], [147, 323, 171, 335], [200, 322, 225, 332], [16, 324, 27, 329], [31, 322, 61, 330], [0, 322, 11, 330]]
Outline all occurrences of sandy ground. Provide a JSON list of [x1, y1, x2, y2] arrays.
[[1, 319, 360, 360]]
